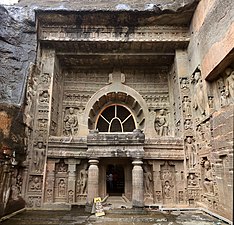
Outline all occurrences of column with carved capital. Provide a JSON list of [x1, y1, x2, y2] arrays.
[[132, 159, 144, 207], [44, 159, 58, 204], [86, 159, 99, 206], [66, 159, 79, 204]]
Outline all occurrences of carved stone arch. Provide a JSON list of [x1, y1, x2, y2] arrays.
[[82, 83, 149, 133]]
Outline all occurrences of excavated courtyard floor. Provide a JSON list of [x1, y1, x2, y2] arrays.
[[0, 208, 229, 225]]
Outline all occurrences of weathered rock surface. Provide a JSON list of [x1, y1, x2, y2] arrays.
[[0, 5, 36, 105]]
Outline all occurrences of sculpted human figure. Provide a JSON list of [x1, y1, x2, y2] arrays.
[[58, 161, 67, 172], [208, 96, 214, 108], [183, 96, 191, 117], [63, 107, 78, 136], [181, 78, 188, 89], [185, 137, 196, 168], [203, 160, 214, 194], [58, 179, 66, 197], [154, 109, 169, 136], [220, 89, 228, 106], [24, 86, 34, 128], [79, 164, 88, 194], [187, 174, 197, 187], [193, 71, 206, 116], [164, 181, 171, 198], [225, 67, 234, 100], [33, 142, 45, 172], [203, 121, 211, 146], [184, 119, 192, 130], [76, 179, 81, 194], [39, 91, 49, 103], [30, 177, 41, 190], [143, 165, 152, 194]]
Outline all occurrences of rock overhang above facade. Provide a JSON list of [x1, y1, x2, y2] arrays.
[[36, 9, 192, 72], [34, 0, 198, 27]]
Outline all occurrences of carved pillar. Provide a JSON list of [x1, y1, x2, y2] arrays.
[[66, 159, 79, 203], [87, 159, 99, 205], [44, 159, 57, 204], [153, 162, 162, 204], [132, 159, 144, 207], [25, 48, 56, 207], [21, 165, 29, 199]]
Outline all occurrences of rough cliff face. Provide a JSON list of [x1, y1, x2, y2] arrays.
[[0, 5, 37, 217], [0, 5, 37, 105]]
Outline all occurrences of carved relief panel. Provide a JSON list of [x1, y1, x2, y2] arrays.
[[201, 158, 214, 195], [54, 160, 68, 202], [186, 172, 200, 205], [208, 67, 234, 111], [154, 109, 170, 136], [199, 157, 220, 210], [28, 175, 42, 192], [160, 162, 175, 204], [63, 107, 79, 136]]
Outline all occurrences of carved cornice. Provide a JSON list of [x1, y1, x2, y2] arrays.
[[39, 26, 189, 43]]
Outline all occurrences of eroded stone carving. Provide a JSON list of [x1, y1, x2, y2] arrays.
[[24, 81, 36, 128], [208, 96, 214, 108], [68, 190, 74, 203], [182, 96, 191, 117], [225, 67, 234, 101], [184, 119, 192, 130], [163, 180, 172, 198], [58, 179, 66, 197], [108, 68, 125, 84], [155, 191, 162, 202], [143, 164, 153, 195], [33, 142, 45, 173], [154, 109, 169, 136], [160, 162, 175, 203], [78, 163, 88, 194], [63, 107, 78, 136], [203, 159, 214, 194], [178, 191, 184, 203], [192, 68, 207, 118], [40, 73, 51, 84], [29, 176, 42, 191], [185, 137, 196, 169], [220, 89, 228, 107], [180, 78, 189, 89], [39, 91, 49, 103], [28, 196, 41, 208], [187, 173, 198, 187], [46, 189, 53, 203], [57, 161, 68, 173]]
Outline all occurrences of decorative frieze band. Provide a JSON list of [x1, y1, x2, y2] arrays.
[[39, 26, 189, 42]]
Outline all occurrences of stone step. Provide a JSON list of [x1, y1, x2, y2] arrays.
[[103, 196, 132, 209]]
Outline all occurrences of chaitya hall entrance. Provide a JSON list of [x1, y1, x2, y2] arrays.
[[24, 10, 193, 211], [0, 0, 233, 222]]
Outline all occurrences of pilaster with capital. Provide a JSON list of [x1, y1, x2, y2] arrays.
[[87, 159, 99, 205], [132, 159, 144, 207]]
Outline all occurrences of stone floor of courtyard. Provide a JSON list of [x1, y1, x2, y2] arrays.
[[0, 207, 229, 225]]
